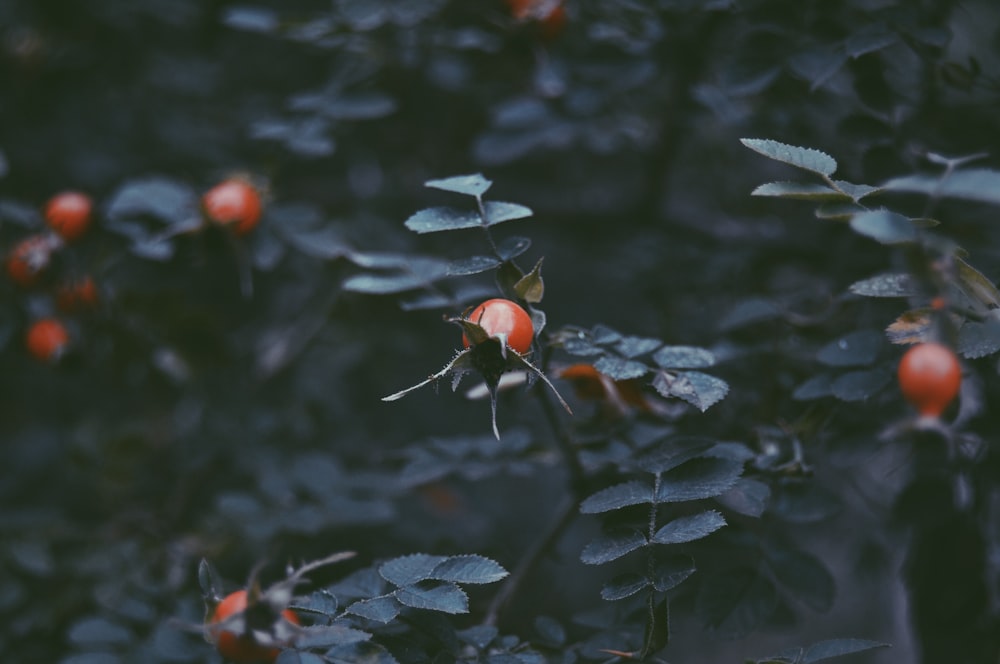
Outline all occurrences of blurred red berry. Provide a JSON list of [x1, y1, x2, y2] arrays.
[[203, 178, 263, 236], [45, 191, 93, 242], [26, 318, 69, 362]]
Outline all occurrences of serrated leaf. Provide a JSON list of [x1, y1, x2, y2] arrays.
[[652, 346, 716, 369], [716, 478, 771, 517], [849, 273, 917, 298], [601, 573, 651, 601], [514, 258, 544, 303], [652, 554, 697, 592], [656, 456, 744, 503], [483, 201, 533, 226], [430, 555, 508, 584], [652, 510, 727, 544], [830, 367, 892, 401], [295, 625, 372, 649], [696, 567, 778, 636], [346, 595, 401, 623], [832, 180, 881, 202], [815, 330, 882, 367], [633, 437, 716, 474], [448, 255, 501, 277], [765, 546, 834, 612], [594, 355, 649, 380], [956, 256, 1000, 309], [580, 528, 648, 565], [326, 641, 400, 664], [958, 317, 1000, 358], [379, 554, 447, 587], [616, 336, 662, 358], [751, 181, 844, 200], [425, 173, 492, 197], [394, 581, 469, 614], [883, 169, 1000, 205], [291, 590, 339, 617], [803, 638, 890, 663], [740, 139, 837, 177], [849, 209, 917, 244], [405, 207, 482, 234], [580, 480, 653, 514], [653, 370, 729, 411]]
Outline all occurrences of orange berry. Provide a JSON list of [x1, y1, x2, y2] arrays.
[[26, 318, 70, 362], [202, 178, 263, 236], [208, 590, 299, 663], [45, 191, 93, 242], [56, 276, 99, 312], [897, 342, 961, 418], [6, 234, 55, 287], [461, 298, 534, 354]]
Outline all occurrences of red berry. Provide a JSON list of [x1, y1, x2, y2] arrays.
[[45, 191, 93, 242], [461, 298, 534, 355], [897, 342, 961, 418], [202, 178, 263, 236], [208, 590, 300, 663], [56, 276, 99, 312], [6, 234, 55, 287], [26, 318, 69, 362]]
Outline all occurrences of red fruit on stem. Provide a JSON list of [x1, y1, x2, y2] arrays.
[[208, 589, 300, 663], [897, 342, 961, 418], [45, 191, 93, 242], [461, 298, 534, 354], [7, 234, 55, 287], [26, 318, 69, 362], [202, 178, 263, 235]]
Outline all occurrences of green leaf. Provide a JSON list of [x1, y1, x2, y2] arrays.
[[956, 256, 1000, 309], [653, 370, 729, 411], [958, 317, 1000, 358], [883, 169, 1000, 205], [651, 510, 727, 544], [652, 345, 716, 369], [849, 209, 917, 244], [514, 258, 545, 303], [580, 528, 648, 565], [601, 572, 651, 601], [740, 139, 837, 176], [696, 567, 778, 636], [580, 480, 653, 514], [404, 207, 482, 234], [830, 367, 892, 401], [751, 181, 844, 200], [652, 554, 697, 592], [803, 638, 890, 663], [815, 329, 882, 367], [656, 456, 744, 503], [430, 555, 508, 584], [848, 273, 917, 298], [765, 546, 835, 612], [483, 201, 533, 226], [594, 355, 649, 380], [425, 173, 492, 197], [394, 581, 469, 614], [815, 202, 866, 220]]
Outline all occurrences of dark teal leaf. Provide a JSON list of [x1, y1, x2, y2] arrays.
[[616, 336, 662, 358], [448, 255, 501, 276], [719, 297, 782, 331], [633, 437, 716, 474], [740, 139, 837, 176], [394, 581, 469, 614], [652, 346, 716, 369], [789, 47, 848, 91], [327, 567, 385, 601], [325, 641, 400, 664], [580, 528, 648, 565], [883, 169, 1000, 205], [425, 174, 492, 197], [653, 371, 729, 411], [803, 638, 891, 662], [533, 616, 566, 647], [222, 6, 279, 32], [770, 483, 842, 524], [765, 546, 835, 612], [580, 480, 653, 514], [430, 555, 508, 584], [496, 235, 532, 261], [830, 367, 892, 401], [484, 201, 533, 226], [380, 554, 447, 587], [849, 210, 917, 244], [832, 180, 881, 202], [291, 590, 339, 617], [816, 330, 882, 367], [958, 317, 1000, 358], [696, 568, 778, 636], [457, 624, 499, 649], [816, 202, 866, 220], [295, 624, 372, 648], [792, 373, 835, 401], [281, 226, 349, 259], [845, 22, 898, 58], [601, 572, 651, 601], [651, 510, 727, 544], [404, 207, 481, 234], [105, 176, 199, 225], [68, 616, 132, 646], [594, 355, 649, 380], [656, 457, 744, 503], [750, 181, 843, 200], [652, 554, 697, 592], [320, 93, 396, 120], [849, 273, 917, 298], [716, 478, 771, 517], [592, 324, 623, 344], [345, 595, 401, 623]]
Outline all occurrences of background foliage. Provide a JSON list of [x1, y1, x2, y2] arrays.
[[2, 0, 1000, 662]]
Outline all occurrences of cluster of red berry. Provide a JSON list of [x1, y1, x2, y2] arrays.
[[5, 177, 263, 364]]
